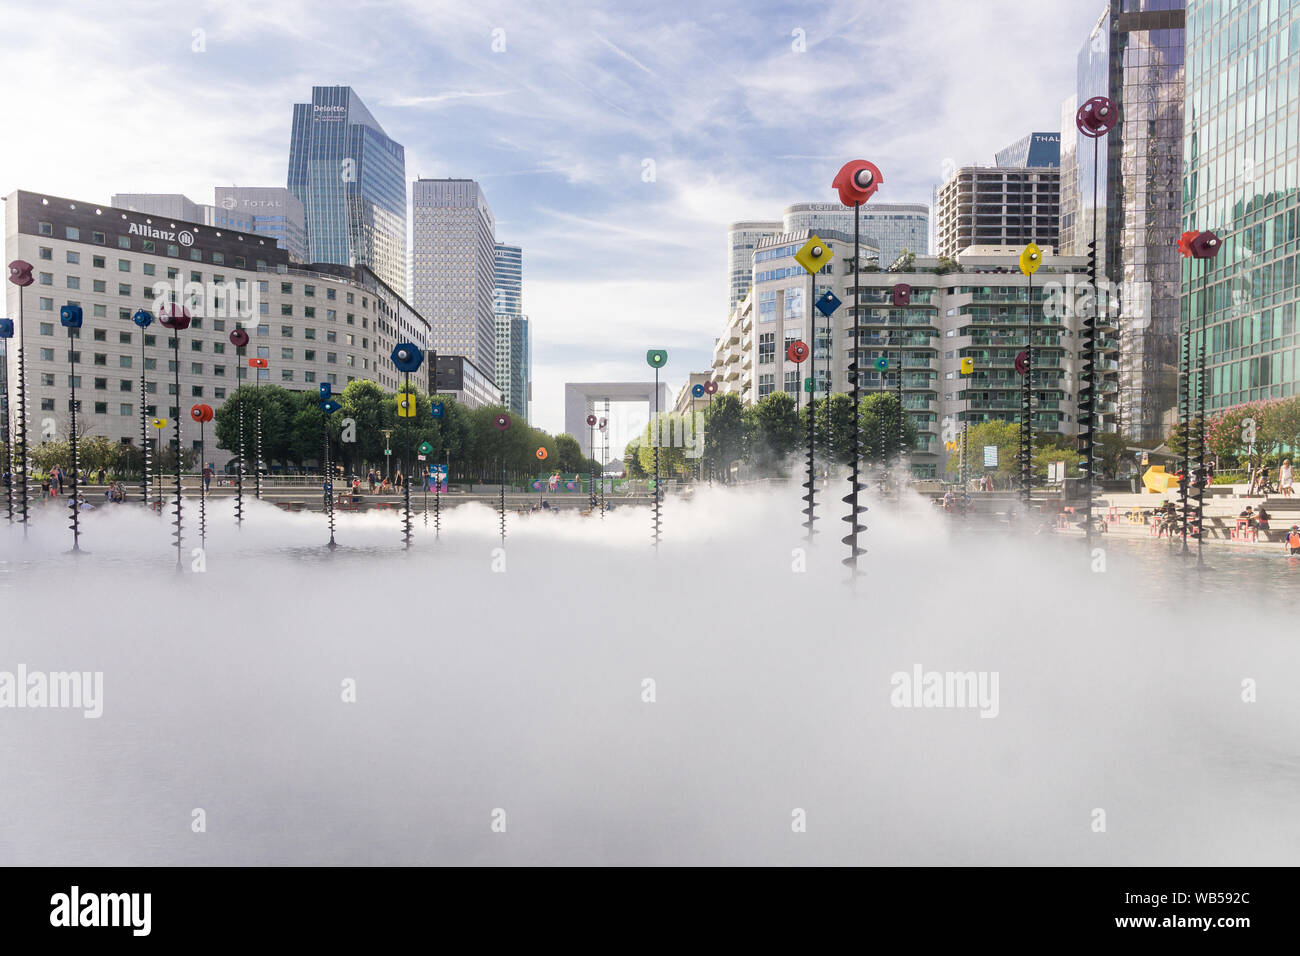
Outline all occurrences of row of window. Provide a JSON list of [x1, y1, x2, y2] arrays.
[[36, 220, 271, 269]]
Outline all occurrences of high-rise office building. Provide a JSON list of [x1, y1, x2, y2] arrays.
[[1183, 0, 1300, 415], [727, 220, 782, 313], [1060, 2, 1187, 441], [110, 193, 212, 225], [493, 242, 523, 314], [411, 178, 497, 376], [782, 203, 930, 268], [492, 241, 529, 420], [934, 166, 1061, 257], [995, 132, 1062, 168], [494, 314, 530, 421], [213, 186, 308, 262], [287, 86, 407, 293]]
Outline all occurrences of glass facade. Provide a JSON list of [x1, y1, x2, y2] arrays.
[[782, 203, 928, 267], [287, 86, 407, 292], [1183, 0, 1300, 412]]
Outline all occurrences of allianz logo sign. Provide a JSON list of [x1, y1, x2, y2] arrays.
[[127, 222, 194, 246]]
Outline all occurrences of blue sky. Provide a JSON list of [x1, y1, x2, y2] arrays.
[[0, 0, 1102, 443]]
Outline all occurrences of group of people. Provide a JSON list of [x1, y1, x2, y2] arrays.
[[1249, 459, 1294, 497], [363, 469, 408, 495]]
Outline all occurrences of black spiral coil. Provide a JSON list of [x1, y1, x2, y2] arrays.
[[324, 421, 336, 549], [15, 316, 30, 532], [197, 424, 207, 545], [1077, 239, 1101, 540], [1019, 279, 1033, 505], [1193, 274, 1209, 558], [172, 347, 184, 571], [138, 372, 150, 510], [67, 343, 82, 552], [652, 443, 662, 549], [254, 408, 263, 500], [499, 452, 507, 545], [433, 479, 441, 537], [234, 402, 245, 526], [841, 209, 868, 576], [402, 474, 413, 550], [802, 388, 818, 539], [2, 353, 13, 524], [1177, 309, 1192, 549]]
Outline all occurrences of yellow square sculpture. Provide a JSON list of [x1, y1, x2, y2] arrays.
[[794, 234, 834, 275], [1142, 465, 1179, 494]]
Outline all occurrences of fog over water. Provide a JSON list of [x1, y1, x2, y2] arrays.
[[1, 485, 1298, 865]]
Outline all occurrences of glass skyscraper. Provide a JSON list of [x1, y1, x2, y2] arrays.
[[1184, 0, 1300, 415], [493, 242, 529, 420], [493, 242, 523, 314], [287, 86, 407, 292], [1062, 2, 1187, 441]]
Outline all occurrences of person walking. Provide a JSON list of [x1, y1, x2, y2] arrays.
[[1279, 459, 1293, 497], [202, 462, 213, 492]]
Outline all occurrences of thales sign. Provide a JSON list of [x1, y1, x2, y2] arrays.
[[128, 222, 194, 246]]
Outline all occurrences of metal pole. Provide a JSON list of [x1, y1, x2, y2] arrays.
[[15, 286, 29, 535], [2, 335, 11, 524], [198, 418, 206, 545], [1195, 257, 1209, 567], [402, 372, 413, 550], [140, 325, 150, 509], [652, 367, 661, 550], [803, 264, 817, 539], [1021, 270, 1034, 506]]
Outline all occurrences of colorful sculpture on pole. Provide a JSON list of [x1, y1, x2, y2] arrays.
[[190, 403, 214, 544], [133, 309, 155, 511], [1017, 243, 1042, 506], [0, 317, 12, 525], [646, 349, 667, 550], [832, 160, 883, 579], [1179, 229, 1223, 565], [60, 304, 85, 551], [7, 260, 34, 534], [390, 343, 425, 550], [495, 412, 511, 544], [1075, 96, 1118, 547], [228, 326, 250, 526], [159, 304, 191, 570]]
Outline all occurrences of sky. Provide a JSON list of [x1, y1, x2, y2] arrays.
[[0, 0, 1103, 444]]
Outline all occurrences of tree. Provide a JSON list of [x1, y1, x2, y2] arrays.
[[812, 393, 857, 466], [623, 438, 647, 478], [554, 434, 584, 473], [702, 393, 748, 482], [1032, 443, 1085, 479], [944, 420, 1019, 481], [748, 391, 800, 476], [860, 392, 917, 463], [1096, 430, 1129, 479], [636, 413, 693, 479]]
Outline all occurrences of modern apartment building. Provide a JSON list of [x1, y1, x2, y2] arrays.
[[711, 242, 1119, 478], [934, 166, 1062, 258], [1060, 2, 1187, 441], [287, 86, 407, 293], [410, 178, 497, 376], [3, 190, 436, 471], [1182, 0, 1300, 414]]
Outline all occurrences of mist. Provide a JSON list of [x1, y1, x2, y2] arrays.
[[1, 484, 1297, 865]]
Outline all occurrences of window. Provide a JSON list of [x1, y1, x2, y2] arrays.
[[67, 276, 80, 290], [94, 402, 108, 414], [190, 249, 201, 261], [759, 290, 776, 322], [66, 251, 80, 264], [142, 240, 155, 253], [190, 271, 201, 283], [281, 325, 293, 337], [304, 349, 316, 361], [327, 309, 337, 321], [758, 332, 775, 364], [38, 222, 53, 236], [166, 244, 178, 257], [326, 289, 336, 300], [758, 373, 775, 397], [281, 348, 293, 360], [213, 342, 226, 354], [281, 369, 293, 381], [305, 371, 316, 383], [93, 352, 107, 365], [191, 340, 203, 352], [143, 263, 155, 276], [191, 386, 203, 397], [39, 322, 54, 335], [191, 363, 203, 375], [118, 259, 130, 272], [212, 252, 224, 265], [66, 226, 79, 240], [120, 404, 132, 416], [214, 388, 226, 399], [327, 352, 337, 364], [326, 330, 336, 343], [93, 376, 107, 389], [41, 398, 55, 410], [304, 328, 316, 340], [92, 256, 105, 268], [304, 285, 315, 297], [92, 232, 105, 245], [119, 332, 131, 344], [40, 373, 55, 386], [119, 355, 132, 368], [39, 298, 53, 310], [346, 293, 354, 304], [214, 365, 225, 376], [118, 284, 131, 296], [281, 304, 293, 316], [784, 287, 803, 320], [784, 370, 800, 395], [39, 272, 53, 285], [304, 306, 316, 318], [120, 379, 132, 391], [93, 280, 106, 293]]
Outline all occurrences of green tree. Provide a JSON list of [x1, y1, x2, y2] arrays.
[[944, 420, 1019, 482], [860, 392, 918, 463], [748, 391, 801, 476], [703, 393, 748, 482], [623, 438, 648, 478], [637, 413, 693, 478], [812, 393, 857, 466], [554, 434, 584, 473]]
